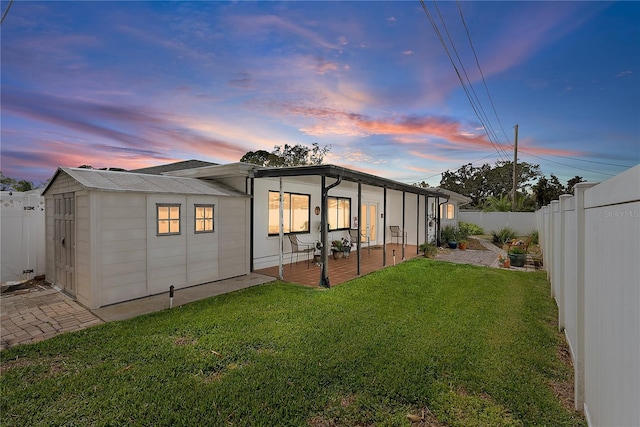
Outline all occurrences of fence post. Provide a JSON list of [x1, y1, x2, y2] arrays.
[[557, 195, 572, 332], [573, 182, 597, 414]]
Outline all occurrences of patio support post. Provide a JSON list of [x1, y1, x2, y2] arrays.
[[416, 194, 420, 254], [435, 197, 440, 246], [424, 195, 428, 247], [356, 181, 362, 276], [402, 190, 406, 260], [278, 178, 284, 280], [249, 177, 254, 272], [383, 187, 387, 266]]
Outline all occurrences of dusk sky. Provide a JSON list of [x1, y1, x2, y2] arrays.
[[1, 1, 638, 187]]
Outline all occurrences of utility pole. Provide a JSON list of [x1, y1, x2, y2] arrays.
[[511, 124, 519, 211]]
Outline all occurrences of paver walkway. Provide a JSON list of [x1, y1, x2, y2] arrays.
[[1, 283, 103, 351]]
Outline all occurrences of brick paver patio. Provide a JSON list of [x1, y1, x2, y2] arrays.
[[1, 283, 103, 351]]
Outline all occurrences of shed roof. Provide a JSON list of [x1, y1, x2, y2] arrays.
[[129, 159, 218, 175], [42, 168, 247, 197]]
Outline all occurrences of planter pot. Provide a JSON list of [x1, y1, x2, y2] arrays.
[[458, 242, 467, 250], [508, 253, 527, 267], [447, 241, 458, 249], [313, 254, 322, 263], [332, 250, 344, 260]]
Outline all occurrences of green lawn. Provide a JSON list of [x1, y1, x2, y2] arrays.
[[1, 259, 585, 426]]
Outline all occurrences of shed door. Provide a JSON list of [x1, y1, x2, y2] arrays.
[[54, 193, 75, 296]]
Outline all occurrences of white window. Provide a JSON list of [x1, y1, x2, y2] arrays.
[[268, 191, 310, 235], [195, 204, 214, 233], [157, 204, 181, 235], [440, 203, 455, 220], [328, 196, 351, 231]]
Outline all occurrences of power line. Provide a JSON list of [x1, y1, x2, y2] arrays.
[[456, 0, 511, 147], [519, 147, 636, 168], [1, 0, 14, 25], [409, 151, 502, 184], [520, 151, 615, 177], [430, 0, 508, 158], [419, 0, 509, 162]]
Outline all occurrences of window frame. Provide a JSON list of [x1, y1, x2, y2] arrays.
[[157, 203, 181, 236], [268, 191, 311, 236], [440, 203, 455, 220], [194, 204, 214, 234], [327, 196, 351, 231]]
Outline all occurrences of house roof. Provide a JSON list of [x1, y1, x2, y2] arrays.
[[129, 159, 218, 175], [168, 162, 454, 200], [42, 168, 247, 197], [432, 187, 472, 205]]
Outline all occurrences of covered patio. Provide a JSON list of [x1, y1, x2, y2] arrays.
[[255, 243, 420, 287]]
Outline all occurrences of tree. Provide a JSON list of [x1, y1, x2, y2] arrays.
[[566, 176, 585, 194], [439, 161, 541, 209], [532, 174, 565, 208], [240, 143, 331, 167], [1, 171, 34, 192]]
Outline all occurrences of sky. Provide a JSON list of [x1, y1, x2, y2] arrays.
[[1, 0, 639, 188]]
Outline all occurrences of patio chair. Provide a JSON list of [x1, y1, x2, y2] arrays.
[[349, 229, 370, 255], [389, 226, 406, 246], [288, 234, 314, 269]]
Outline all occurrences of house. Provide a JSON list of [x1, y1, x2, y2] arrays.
[[42, 161, 469, 307]]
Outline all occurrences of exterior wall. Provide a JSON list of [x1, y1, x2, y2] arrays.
[[252, 176, 440, 269], [458, 211, 537, 235], [218, 197, 250, 279], [0, 191, 45, 282], [98, 191, 149, 306], [538, 165, 639, 427], [74, 191, 92, 307]]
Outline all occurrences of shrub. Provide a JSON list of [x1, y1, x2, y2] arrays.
[[458, 221, 484, 236], [441, 225, 458, 243], [491, 227, 517, 244], [529, 230, 539, 245], [508, 246, 526, 255], [419, 242, 438, 258]]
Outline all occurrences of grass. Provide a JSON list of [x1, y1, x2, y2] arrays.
[[1, 259, 585, 426]]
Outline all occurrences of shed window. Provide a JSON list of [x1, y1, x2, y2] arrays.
[[157, 204, 181, 235], [328, 197, 351, 231], [195, 204, 214, 233], [268, 191, 310, 235]]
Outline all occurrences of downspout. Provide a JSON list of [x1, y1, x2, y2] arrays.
[[319, 175, 342, 288]]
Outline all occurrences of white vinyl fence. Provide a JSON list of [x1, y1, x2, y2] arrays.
[[458, 211, 536, 235], [537, 165, 639, 427], [0, 190, 45, 282]]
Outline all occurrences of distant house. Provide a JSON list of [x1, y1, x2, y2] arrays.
[[42, 161, 469, 307]]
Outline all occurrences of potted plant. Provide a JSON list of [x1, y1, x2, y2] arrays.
[[441, 225, 458, 249], [331, 239, 345, 259], [419, 242, 438, 258], [507, 247, 527, 267], [458, 240, 468, 250]]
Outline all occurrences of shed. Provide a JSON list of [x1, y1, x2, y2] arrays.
[[42, 167, 250, 309]]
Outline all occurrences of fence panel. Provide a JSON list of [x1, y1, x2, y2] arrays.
[[458, 211, 536, 235], [0, 191, 45, 282], [538, 165, 639, 426]]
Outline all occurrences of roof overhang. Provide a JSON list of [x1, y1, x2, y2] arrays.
[[253, 164, 448, 198]]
